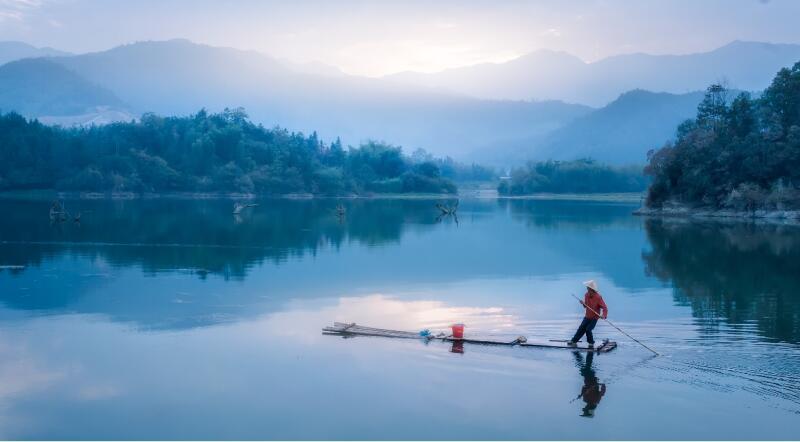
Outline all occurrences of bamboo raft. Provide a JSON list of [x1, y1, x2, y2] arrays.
[[322, 322, 618, 353]]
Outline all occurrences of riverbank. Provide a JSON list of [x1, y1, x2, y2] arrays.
[[0, 188, 651, 202], [1, 188, 649, 202], [496, 192, 644, 202], [634, 205, 800, 221], [0, 189, 461, 200]]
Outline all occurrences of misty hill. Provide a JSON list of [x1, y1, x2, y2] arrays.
[[470, 89, 705, 166], [387, 41, 800, 106], [37, 107, 138, 127], [533, 90, 707, 164], [0, 58, 125, 117], [7, 39, 761, 164], [0, 41, 70, 66], [42, 39, 591, 157]]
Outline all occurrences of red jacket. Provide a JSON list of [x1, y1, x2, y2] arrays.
[[583, 291, 608, 319]]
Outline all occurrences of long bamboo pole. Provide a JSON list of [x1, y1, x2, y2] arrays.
[[572, 293, 659, 356]]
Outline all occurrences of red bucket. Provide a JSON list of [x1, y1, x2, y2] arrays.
[[451, 323, 465, 339]]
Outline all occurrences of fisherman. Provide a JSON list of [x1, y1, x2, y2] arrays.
[[567, 280, 608, 347]]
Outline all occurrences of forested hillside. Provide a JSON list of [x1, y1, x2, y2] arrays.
[[0, 109, 458, 195], [645, 62, 800, 210]]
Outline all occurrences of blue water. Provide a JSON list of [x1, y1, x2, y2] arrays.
[[0, 197, 798, 439]]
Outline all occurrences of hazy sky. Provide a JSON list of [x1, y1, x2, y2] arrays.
[[1, 0, 800, 76]]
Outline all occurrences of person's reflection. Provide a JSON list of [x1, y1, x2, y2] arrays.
[[450, 340, 464, 354], [573, 351, 606, 418]]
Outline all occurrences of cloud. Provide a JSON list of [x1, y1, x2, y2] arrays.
[[263, 293, 518, 344], [541, 28, 562, 38], [0, 10, 23, 21], [0, 0, 43, 9], [0, 0, 43, 22], [0, 336, 66, 438]]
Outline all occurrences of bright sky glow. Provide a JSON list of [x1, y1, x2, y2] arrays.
[[1, 0, 799, 77]]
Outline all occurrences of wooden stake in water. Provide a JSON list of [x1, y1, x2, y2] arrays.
[[572, 293, 659, 356]]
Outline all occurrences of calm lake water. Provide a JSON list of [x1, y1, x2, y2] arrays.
[[0, 197, 798, 440]]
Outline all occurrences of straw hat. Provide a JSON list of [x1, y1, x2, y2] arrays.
[[583, 280, 599, 292]]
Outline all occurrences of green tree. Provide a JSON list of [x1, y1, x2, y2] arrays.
[[645, 61, 800, 209], [0, 110, 461, 196]]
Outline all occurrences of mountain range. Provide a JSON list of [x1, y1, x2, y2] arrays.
[[0, 39, 592, 160], [386, 41, 800, 107], [531, 89, 710, 164], [0, 39, 797, 165], [471, 89, 708, 166]]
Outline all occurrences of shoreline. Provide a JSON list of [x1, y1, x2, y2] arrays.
[[0, 189, 645, 202], [634, 205, 800, 222], [0, 189, 462, 200], [495, 192, 643, 202]]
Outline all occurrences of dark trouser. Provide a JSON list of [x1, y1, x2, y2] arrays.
[[572, 317, 598, 344]]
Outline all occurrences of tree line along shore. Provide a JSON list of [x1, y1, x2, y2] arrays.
[[1, 61, 798, 204], [0, 108, 486, 196], [0, 107, 646, 197]]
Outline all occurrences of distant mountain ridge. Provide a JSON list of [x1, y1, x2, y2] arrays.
[[37, 39, 592, 157], [470, 89, 708, 166], [0, 41, 71, 66], [1, 38, 794, 164], [0, 58, 125, 117], [386, 41, 800, 106], [532, 89, 708, 164]]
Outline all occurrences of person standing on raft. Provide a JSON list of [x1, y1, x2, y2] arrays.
[[567, 280, 608, 347]]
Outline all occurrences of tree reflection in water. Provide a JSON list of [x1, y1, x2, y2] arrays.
[[0, 197, 442, 279], [642, 219, 800, 344]]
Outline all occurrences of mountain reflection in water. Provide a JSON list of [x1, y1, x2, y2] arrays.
[[0, 197, 799, 439], [0, 198, 798, 345]]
